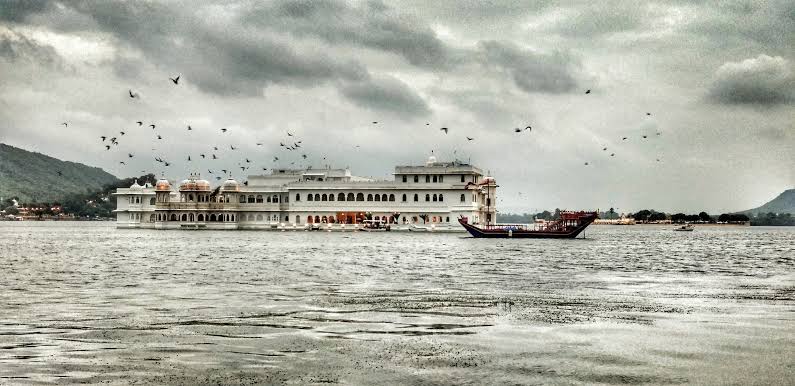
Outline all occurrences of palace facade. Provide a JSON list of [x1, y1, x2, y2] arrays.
[[114, 156, 497, 230]]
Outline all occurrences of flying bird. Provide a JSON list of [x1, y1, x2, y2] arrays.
[[128, 153, 134, 158], [149, 124, 155, 129], [603, 147, 608, 151], [221, 169, 228, 174], [164, 162, 170, 166], [221, 128, 227, 133], [584, 162, 589, 166], [212, 154, 217, 159], [120, 131, 125, 135], [372, 121, 378, 124], [61, 122, 68, 127], [136, 121, 142, 126], [302, 154, 307, 159], [646, 112, 651, 116], [585, 89, 591, 94], [187, 155, 191, 161], [110, 137, 117, 143], [466, 137, 474, 141], [622, 137, 628, 140], [187, 125, 192, 131], [287, 131, 293, 136], [56, 171, 63, 176], [280, 142, 285, 147], [215, 176, 222, 180], [105, 145, 111, 150], [119, 161, 126, 165], [642, 135, 648, 139], [157, 135, 162, 140], [213, 146, 219, 151], [101, 136, 107, 141], [610, 153, 615, 157], [256, 142, 263, 146], [200, 154, 206, 158], [514, 128, 522, 133], [273, 157, 279, 162], [245, 158, 250, 163], [128, 90, 138, 98], [440, 127, 448, 134], [169, 75, 180, 85], [230, 145, 236, 150]]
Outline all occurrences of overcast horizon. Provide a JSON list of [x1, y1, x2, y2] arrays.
[[1, 0, 793, 214]]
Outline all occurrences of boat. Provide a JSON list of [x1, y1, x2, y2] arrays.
[[359, 219, 390, 232], [673, 224, 694, 232], [458, 211, 598, 239]]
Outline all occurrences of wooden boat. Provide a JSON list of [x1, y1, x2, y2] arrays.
[[673, 224, 694, 232], [458, 211, 598, 239]]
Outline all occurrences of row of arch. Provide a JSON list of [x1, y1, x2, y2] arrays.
[[239, 194, 281, 204], [155, 213, 237, 222], [296, 193, 461, 203], [144, 212, 452, 224]]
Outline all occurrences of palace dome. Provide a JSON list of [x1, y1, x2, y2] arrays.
[[221, 178, 240, 192], [155, 177, 171, 192], [129, 179, 143, 190], [179, 173, 211, 191]]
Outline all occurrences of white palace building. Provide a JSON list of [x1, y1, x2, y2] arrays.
[[114, 156, 497, 231]]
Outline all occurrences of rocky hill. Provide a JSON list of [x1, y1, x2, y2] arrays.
[[742, 189, 795, 215]]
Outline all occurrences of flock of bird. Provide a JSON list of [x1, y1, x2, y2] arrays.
[[56, 79, 663, 181]]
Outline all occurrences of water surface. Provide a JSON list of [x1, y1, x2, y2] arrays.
[[1, 223, 793, 385]]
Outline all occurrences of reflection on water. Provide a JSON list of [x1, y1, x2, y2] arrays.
[[0, 223, 792, 385]]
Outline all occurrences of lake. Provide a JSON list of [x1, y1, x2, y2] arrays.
[[0, 223, 792, 385]]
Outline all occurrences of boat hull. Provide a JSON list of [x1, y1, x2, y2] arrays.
[[458, 214, 596, 239]]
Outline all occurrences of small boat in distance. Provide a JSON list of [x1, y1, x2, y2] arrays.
[[359, 219, 391, 232], [458, 211, 598, 239], [674, 224, 694, 232]]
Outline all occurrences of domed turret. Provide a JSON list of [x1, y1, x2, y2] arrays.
[[221, 178, 240, 192], [179, 173, 211, 191], [129, 179, 143, 190], [155, 177, 171, 192]]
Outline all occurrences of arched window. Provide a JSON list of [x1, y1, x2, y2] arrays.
[[308, 194, 314, 201], [198, 214, 204, 221], [188, 194, 194, 202], [248, 195, 255, 203], [231, 214, 235, 221], [239, 195, 246, 203], [389, 194, 395, 201], [402, 175, 407, 183], [439, 175, 444, 183], [413, 194, 418, 202], [295, 215, 301, 224], [256, 195, 263, 203], [189, 213, 194, 222], [426, 175, 430, 183], [374, 194, 380, 202], [367, 194, 373, 201], [347, 193, 355, 201], [439, 194, 444, 202], [432, 194, 437, 202], [433, 175, 438, 183], [381, 194, 387, 201], [460, 194, 465, 202], [322, 194, 328, 201], [329, 194, 334, 201], [150, 197, 156, 205], [225, 196, 230, 203], [295, 193, 301, 201], [445, 217, 450, 222], [425, 194, 430, 202], [149, 214, 156, 222], [314, 215, 320, 223], [267, 196, 272, 203], [413, 175, 418, 183], [402, 194, 407, 202], [210, 214, 216, 221], [314, 194, 320, 201], [181, 214, 187, 221], [322, 216, 328, 223], [356, 193, 364, 201]]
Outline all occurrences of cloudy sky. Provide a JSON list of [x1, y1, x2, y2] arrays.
[[0, 0, 792, 214]]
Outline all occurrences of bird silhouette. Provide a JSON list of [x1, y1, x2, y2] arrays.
[[56, 171, 63, 176], [187, 155, 191, 161], [157, 135, 162, 140], [230, 145, 236, 150], [212, 154, 217, 159], [622, 137, 628, 140], [273, 157, 279, 162], [372, 121, 378, 124], [213, 146, 219, 151], [128, 153, 134, 158], [302, 154, 307, 159], [245, 158, 250, 163], [61, 122, 68, 127], [149, 124, 155, 129], [585, 89, 591, 94], [642, 135, 648, 139], [215, 176, 222, 180], [262, 167, 267, 171], [514, 128, 521, 133], [222, 169, 228, 174], [119, 161, 126, 165], [466, 137, 474, 141], [187, 125, 192, 130], [164, 162, 170, 166], [603, 147, 608, 151], [221, 128, 227, 133], [610, 153, 615, 156], [169, 75, 180, 85], [256, 142, 263, 146], [440, 128, 448, 134], [120, 131, 125, 135], [105, 145, 110, 150], [287, 131, 293, 136], [128, 90, 138, 98], [584, 162, 589, 165], [101, 136, 107, 141], [200, 154, 205, 158], [136, 121, 142, 126], [110, 137, 117, 143], [280, 142, 285, 147]]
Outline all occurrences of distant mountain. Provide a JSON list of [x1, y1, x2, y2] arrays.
[[741, 189, 795, 215], [0, 143, 118, 203]]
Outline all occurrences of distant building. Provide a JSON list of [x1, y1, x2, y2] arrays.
[[114, 156, 498, 230]]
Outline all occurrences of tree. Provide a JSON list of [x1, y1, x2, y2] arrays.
[[632, 209, 652, 222], [649, 212, 667, 222], [698, 211, 712, 223]]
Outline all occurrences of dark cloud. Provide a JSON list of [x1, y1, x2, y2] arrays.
[[0, 0, 50, 22], [0, 31, 63, 69], [477, 41, 583, 93], [244, 0, 457, 69], [708, 55, 794, 105], [340, 75, 431, 117]]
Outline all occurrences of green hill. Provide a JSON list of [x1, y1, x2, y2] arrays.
[[742, 189, 795, 215], [0, 143, 118, 203]]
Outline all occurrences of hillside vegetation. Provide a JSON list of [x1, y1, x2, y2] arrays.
[[0, 143, 118, 203]]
